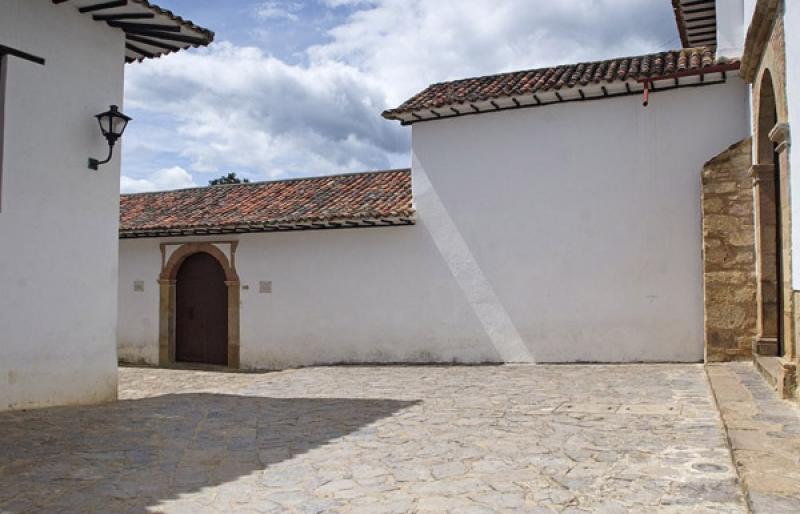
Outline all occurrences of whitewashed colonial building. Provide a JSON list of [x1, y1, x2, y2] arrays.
[[117, 0, 800, 399], [118, 45, 749, 369], [0, 0, 212, 411]]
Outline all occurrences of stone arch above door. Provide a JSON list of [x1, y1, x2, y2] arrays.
[[755, 69, 778, 166], [158, 241, 240, 369], [161, 242, 239, 282]]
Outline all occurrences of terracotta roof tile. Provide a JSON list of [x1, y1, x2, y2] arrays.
[[119, 169, 413, 237], [383, 47, 736, 120], [131, 0, 214, 42]]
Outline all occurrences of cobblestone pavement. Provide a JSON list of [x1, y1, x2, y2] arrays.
[[0, 365, 747, 513], [707, 362, 800, 513]]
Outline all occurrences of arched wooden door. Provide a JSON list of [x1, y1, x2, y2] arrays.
[[175, 252, 228, 365]]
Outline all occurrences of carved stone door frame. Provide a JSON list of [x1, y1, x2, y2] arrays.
[[157, 241, 240, 369]]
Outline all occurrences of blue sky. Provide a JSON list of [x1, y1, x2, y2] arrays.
[[121, 0, 680, 192], [150, 1, 362, 62]]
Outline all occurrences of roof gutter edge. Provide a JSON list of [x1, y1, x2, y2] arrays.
[[119, 215, 417, 239]]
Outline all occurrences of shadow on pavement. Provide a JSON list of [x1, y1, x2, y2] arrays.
[[0, 393, 418, 513]]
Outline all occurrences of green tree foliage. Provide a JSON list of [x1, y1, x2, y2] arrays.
[[209, 172, 250, 185]]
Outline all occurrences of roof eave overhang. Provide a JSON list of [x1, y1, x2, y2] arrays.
[[52, 0, 214, 63], [119, 215, 417, 239], [384, 64, 740, 126], [672, 0, 718, 50]]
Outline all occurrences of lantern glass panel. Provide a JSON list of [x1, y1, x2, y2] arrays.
[[111, 115, 129, 137], [97, 113, 112, 137]]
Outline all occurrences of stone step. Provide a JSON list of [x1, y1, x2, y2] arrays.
[[753, 354, 782, 390]]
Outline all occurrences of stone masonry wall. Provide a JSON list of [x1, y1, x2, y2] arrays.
[[702, 138, 758, 362]]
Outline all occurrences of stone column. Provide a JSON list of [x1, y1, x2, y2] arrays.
[[751, 164, 780, 355], [158, 279, 176, 366], [770, 123, 795, 362], [226, 281, 241, 369]]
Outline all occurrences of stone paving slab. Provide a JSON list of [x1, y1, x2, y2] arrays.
[[707, 362, 800, 513], [0, 364, 747, 513]]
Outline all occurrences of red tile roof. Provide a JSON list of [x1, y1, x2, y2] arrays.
[[119, 169, 414, 238], [383, 48, 737, 121]]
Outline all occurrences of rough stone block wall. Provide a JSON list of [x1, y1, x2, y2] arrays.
[[702, 138, 758, 362]]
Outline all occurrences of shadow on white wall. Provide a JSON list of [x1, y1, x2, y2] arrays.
[[413, 161, 534, 363]]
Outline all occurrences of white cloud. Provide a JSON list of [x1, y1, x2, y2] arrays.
[[309, 0, 677, 105], [320, 0, 377, 6], [256, 2, 301, 21], [123, 0, 677, 188], [121, 166, 197, 193], [125, 42, 406, 181]]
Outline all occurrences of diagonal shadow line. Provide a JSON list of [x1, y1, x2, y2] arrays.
[[0, 393, 418, 513], [412, 163, 535, 363]]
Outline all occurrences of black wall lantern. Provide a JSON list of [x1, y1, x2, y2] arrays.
[[88, 105, 132, 170]]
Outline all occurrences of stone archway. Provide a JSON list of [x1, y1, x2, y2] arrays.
[[158, 242, 240, 368], [752, 68, 793, 360]]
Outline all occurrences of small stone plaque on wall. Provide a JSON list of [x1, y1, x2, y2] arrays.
[[133, 280, 144, 292], [259, 281, 272, 294]]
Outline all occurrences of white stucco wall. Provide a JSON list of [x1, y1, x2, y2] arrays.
[[0, 0, 124, 410], [119, 231, 503, 368], [119, 79, 749, 367], [784, 3, 800, 289], [412, 79, 749, 363]]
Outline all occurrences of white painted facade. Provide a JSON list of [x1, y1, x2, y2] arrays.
[[783, 2, 800, 288], [0, 0, 125, 410], [118, 79, 749, 367]]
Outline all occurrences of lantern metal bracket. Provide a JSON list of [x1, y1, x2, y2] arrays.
[[88, 145, 115, 171]]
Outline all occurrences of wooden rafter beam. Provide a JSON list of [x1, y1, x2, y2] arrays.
[[688, 29, 717, 37], [684, 21, 716, 30], [79, 0, 128, 13], [0, 43, 45, 65], [118, 30, 207, 45], [683, 6, 715, 15], [125, 34, 180, 52], [93, 12, 155, 21], [107, 21, 182, 32], [125, 42, 154, 59], [684, 14, 717, 23]]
